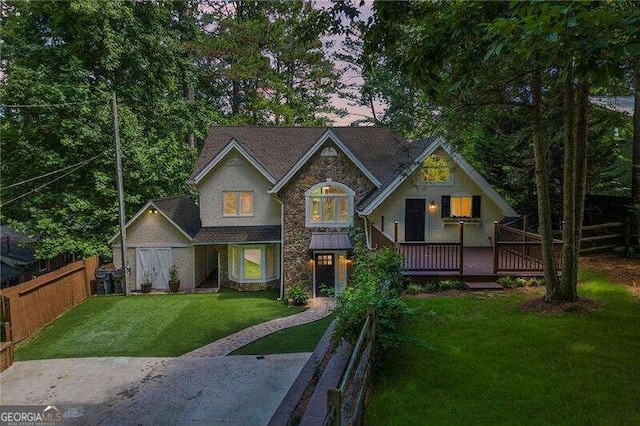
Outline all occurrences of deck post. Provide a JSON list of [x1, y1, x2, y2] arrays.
[[493, 221, 499, 275], [459, 221, 464, 277]]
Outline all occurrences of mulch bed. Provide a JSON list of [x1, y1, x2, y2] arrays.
[[520, 297, 602, 315]]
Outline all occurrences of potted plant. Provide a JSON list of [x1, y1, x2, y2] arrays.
[[168, 264, 180, 293], [141, 271, 154, 293], [285, 284, 310, 306]]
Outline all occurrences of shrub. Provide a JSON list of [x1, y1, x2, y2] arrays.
[[286, 284, 310, 306], [498, 276, 544, 288], [438, 280, 451, 291], [406, 283, 423, 295], [497, 276, 518, 288], [332, 243, 412, 359], [424, 282, 438, 293]]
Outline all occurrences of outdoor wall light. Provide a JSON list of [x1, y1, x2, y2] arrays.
[[429, 200, 437, 213], [150, 208, 158, 214]]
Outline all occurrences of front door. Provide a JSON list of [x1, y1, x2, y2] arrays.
[[405, 199, 426, 242], [315, 253, 335, 296]]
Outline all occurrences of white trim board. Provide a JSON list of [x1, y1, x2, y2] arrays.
[[269, 129, 382, 194], [190, 139, 276, 185], [358, 137, 517, 217]]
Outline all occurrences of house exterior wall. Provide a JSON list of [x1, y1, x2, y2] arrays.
[[369, 148, 506, 247], [196, 152, 280, 228], [277, 141, 376, 291], [112, 211, 195, 290]]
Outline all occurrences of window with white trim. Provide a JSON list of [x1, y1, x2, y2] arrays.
[[223, 191, 253, 216], [228, 244, 279, 283], [305, 182, 354, 227]]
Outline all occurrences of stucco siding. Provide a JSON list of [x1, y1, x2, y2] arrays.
[[113, 247, 195, 291], [369, 148, 506, 247], [196, 152, 280, 227], [112, 210, 195, 290]]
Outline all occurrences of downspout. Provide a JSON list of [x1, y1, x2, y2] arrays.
[[273, 196, 285, 300], [361, 214, 371, 249]]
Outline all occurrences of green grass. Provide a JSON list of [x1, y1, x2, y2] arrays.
[[366, 271, 640, 425], [231, 314, 334, 355], [16, 289, 304, 360]]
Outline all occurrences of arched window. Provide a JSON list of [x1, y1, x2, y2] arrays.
[[305, 182, 354, 227], [421, 155, 451, 184]]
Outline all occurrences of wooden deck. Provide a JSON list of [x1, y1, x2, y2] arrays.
[[371, 222, 556, 280], [401, 247, 544, 279]]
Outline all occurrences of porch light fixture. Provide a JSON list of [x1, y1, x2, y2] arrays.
[[429, 200, 437, 213], [149, 208, 158, 214]]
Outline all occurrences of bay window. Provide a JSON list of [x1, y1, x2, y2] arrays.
[[228, 244, 279, 283]]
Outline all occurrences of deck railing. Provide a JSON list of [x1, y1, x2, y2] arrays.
[[399, 243, 461, 272], [370, 223, 395, 250], [370, 222, 466, 275], [494, 224, 562, 273]]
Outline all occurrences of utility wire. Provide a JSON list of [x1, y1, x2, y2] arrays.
[[1, 99, 104, 109], [0, 151, 109, 208], [1, 150, 110, 191]]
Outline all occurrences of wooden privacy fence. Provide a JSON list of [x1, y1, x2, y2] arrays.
[[494, 224, 562, 273], [325, 306, 376, 426], [1, 296, 13, 371], [1, 256, 98, 344]]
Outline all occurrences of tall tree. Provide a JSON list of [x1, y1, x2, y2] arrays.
[[199, 1, 343, 125], [0, 1, 216, 258], [363, 1, 640, 302]]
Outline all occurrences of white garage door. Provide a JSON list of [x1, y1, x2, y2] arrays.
[[136, 248, 172, 290]]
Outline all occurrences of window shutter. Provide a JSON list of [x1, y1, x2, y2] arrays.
[[441, 196, 451, 218], [472, 196, 481, 218]]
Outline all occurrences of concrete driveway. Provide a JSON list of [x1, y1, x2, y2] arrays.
[[0, 353, 310, 425]]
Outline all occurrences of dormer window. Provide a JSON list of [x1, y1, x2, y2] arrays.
[[305, 182, 354, 227], [421, 155, 451, 184]]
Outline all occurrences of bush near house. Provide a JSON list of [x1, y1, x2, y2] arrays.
[[332, 244, 412, 358]]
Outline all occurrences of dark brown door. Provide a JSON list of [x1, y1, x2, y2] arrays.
[[315, 253, 335, 295], [405, 199, 426, 242]]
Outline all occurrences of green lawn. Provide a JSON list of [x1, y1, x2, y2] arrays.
[[366, 271, 640, 425], [231, 314, 334, 355], [16, 289, 304, 360]]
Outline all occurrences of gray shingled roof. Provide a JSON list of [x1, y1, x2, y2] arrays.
[[191, 126, 434, 190], [152, 196, 201, 238], [194, 226, 281, 244], [356, 137, 438, 210]]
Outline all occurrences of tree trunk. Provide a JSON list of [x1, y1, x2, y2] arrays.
[[531, 68, 559, 295], [632, 67, 640, 243], [185, 84, 196, 149]]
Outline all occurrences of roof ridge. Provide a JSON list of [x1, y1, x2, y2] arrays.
[[151, 195, 190, 202]]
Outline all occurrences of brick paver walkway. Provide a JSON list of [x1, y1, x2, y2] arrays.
[[183, 297, 335, 358]]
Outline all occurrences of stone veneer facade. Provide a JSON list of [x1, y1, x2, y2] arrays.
[[277, 140, 377, 291]]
